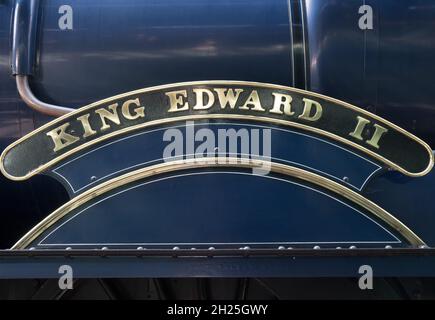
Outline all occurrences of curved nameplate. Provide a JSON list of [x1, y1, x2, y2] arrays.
[[1, 81, 433, 180], [12, 158, 425, 249]]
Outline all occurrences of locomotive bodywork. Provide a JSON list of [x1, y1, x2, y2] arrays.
[[1, 0, 435, 299]]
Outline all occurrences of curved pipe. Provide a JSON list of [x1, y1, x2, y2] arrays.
[[16, 75, 74, 116]]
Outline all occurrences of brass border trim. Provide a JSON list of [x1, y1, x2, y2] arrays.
[[1, 80, 433, 180], [11, 157, 426, 249]]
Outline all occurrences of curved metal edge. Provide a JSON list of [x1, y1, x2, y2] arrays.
[[1, 80, 433, 180], [11, 157, 426, 249], [16, 75, 74, 117]]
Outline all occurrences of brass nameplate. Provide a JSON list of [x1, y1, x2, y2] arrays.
[[1, 81, 433, 180]]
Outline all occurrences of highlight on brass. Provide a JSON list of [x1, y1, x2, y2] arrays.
[[0, 81, 433, 181]]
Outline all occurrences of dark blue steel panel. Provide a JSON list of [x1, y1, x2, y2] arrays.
[[11, 0, 39, 75], [33, 0, 294, 107], [305, 0, 435, 146], [2, 254, 435, 278], [51, 122, 381, 195], [36, 171, 400, 248], [364, 167, 435, 247]]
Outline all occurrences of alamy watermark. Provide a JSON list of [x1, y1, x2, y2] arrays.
[[358, 5, 373, 30], [58, 5, 73, 30], [58, 264, 73, 290], [162, 121, 272, 175], [358, 264, 373, 290]]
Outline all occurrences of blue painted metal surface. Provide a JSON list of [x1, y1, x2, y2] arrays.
[[11, 0, 39, 76], [2, 252, 435, 278], [34, 0, 295, 108], [51, 121, 381, 195], [36, 171, 401, 248], [364, 168, 435, 246], [306, 0, 435, 145]]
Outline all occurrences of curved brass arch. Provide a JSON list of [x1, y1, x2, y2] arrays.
[[12, 157, 425, 249], [1, 80, 433, 181]]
